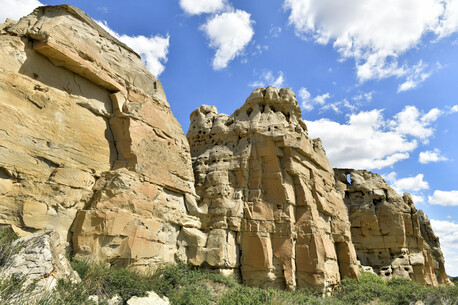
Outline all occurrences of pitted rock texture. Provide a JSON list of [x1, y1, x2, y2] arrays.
[[0, 5, 198, 269], [334, 169, 451, 286], [186, 87, 359, 292]]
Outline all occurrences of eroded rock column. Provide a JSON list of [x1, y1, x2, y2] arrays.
[[186, 87, 359, 292]]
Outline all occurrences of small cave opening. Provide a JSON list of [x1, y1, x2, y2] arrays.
[[246, 107, 253, 117]]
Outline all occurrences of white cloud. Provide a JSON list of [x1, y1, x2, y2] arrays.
[[201, 10, 254, 70], [305, 105, 442, 170], [249, 70, 285, 88], [0, 0, 42, 23], [352, 91, 374, 102], [419, 149, 448, 164], [397, 61, 433, 92], [429, 190, 458, 206], [283, 0, 454, 87], [269, 25, 282, 38], [435, 0, 458, 38], [313, 93, 330, 105], [97, 22, 169, 76], [299, 87, 332, 111], [320, 99, 356, 113], [450, 105, 458, 113], [384, 172, 429, 194], [179, 0, 228, 15], [389, 106, 441, 141], [305, 110, 415, 169], [411, 194, 425, 204], [430, 219, 458, 276]]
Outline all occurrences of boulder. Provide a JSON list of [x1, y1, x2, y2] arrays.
[[0, 230, 80, 302]]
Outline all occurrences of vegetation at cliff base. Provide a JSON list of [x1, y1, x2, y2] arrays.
[[0, 247, 457, 305]]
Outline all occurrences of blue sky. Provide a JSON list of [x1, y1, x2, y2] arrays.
[[2, 0, 458, 276]]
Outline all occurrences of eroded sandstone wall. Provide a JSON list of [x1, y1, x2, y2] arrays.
[[334, 169, 452, 286], [185, 87, 359, 292], [0, 5, 199, 269]]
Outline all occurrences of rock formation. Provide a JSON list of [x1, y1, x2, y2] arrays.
[[334, 169, 452, 286], [0, 5, 199, 270], [0, 230, 80, 302], [0, 4, 452, 291], [186, 87, 359, 292]]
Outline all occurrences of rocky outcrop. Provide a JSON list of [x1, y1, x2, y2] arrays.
[[0, 5, 199, 270], [417, 210, 452, 285], [334, 169, 451, 286], [0, 230, 80, 302], [186, 87, 359, 292], [0, 4, 451, 291]]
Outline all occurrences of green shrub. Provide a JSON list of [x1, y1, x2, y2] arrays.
[[68, 259, 155, 303], [334, 272, 386, 304], [151, 263, 237, 305], [218, 286, 274, 305], [0, 227, 20, 266], [384, 278, 424, 305]]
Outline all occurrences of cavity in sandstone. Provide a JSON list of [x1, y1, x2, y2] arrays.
[[186, 87, 359, 292], [334, 169, 452, 286]]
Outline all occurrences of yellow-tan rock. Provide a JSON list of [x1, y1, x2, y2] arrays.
[[186, 87, 359, 292], [334, 169, 452, 286], [0, 5, 197, 269]]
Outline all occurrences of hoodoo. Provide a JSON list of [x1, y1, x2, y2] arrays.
[[186, 87, 359, 292]]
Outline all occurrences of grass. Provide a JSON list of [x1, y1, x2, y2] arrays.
[[0, 227, 456, 305]]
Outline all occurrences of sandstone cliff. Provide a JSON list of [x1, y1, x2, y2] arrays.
[[334, 169, 452, 286], [186, 87, 359, 292], [0, 4, 452, 291], [0, 5, 199, 270]]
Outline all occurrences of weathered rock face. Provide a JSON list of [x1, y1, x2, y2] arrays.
[[186, 87, 359, 292], [417, 210, 452, 285], [0, 5, 199, 269], [334, 169, 452, 286], [0, 230, 80, 301]]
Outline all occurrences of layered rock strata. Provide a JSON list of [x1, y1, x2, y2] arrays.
[[334, 169, 451, 286], [0, 5, 199, 269], [186, 87, 359, 292]]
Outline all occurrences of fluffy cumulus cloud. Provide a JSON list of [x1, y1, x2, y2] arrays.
[[430, 219, 458, 276], [429, 190, 458, 206], [201, 10, 254, 70], [299, 87, 331, 111], [389, 106, 442, 141], [283, 0, 458, 88], [384, 172, 429, 194], [0, 0, 42, 23], [250, 70, 285, 88], [450, 105, 458, 113], [419, 148, 448, 164], [179, 0, 228, 15], [305, 105, 442, 169], [97, 22, 169, 76]]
